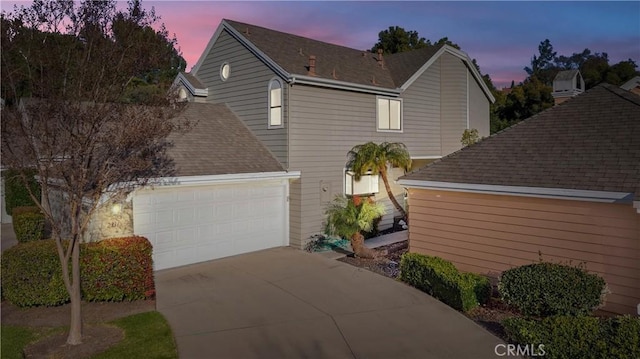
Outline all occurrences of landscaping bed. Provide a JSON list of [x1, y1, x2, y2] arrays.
[[337, 239, 518, 341]]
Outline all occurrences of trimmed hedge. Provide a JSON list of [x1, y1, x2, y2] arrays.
[[399, 253, 490, 312], [503, 315, 640, 359], [12, 206, 45, 242], [82, 236, 155, 301], [1, 236, 155, 307], [2, 168, 41, 215], [498, 262, 606, 316], [0, 240, 68, 306]]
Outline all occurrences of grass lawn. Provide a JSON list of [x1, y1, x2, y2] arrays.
[[94, 311, 177, 359], [0, 326, 62, 359], [0, 311, 177, 359]]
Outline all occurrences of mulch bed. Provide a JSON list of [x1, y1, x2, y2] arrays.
[[1, 299, 156, 358], [337, 239, 520, 342]]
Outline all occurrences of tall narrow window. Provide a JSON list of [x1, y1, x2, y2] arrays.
[[377, 97, 402, 131], [269, 79, 283, 128]]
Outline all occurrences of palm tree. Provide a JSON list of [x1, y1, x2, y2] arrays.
[[346, 142, 411, 218], [325, 195, 386, 258]]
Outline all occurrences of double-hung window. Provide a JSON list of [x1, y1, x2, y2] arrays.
[[377, 97, 402, 131], [269, 79, 283, 128]]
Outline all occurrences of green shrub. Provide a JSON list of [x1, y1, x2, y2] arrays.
[[3, 168, 41, 215], [1, 236, 155, 307], [12, 206, 45, 242], [464, 272, 492, 306], [81, 236, 155, 301], [0, 240, 68, 307], [503, 315, 640, 359], [399, 253, 490, 312], [498, 262, 606, 317]]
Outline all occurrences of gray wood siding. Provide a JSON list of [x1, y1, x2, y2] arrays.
[[195, 30, 288, 166], [288, 85, 414, 247], [400, 58, 442, 154], [468, 72, 490, 138], [408, 188, 640, 315], [440, 53, 468, 155]]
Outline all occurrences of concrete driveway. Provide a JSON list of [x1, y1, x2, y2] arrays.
[[155, 247, 505, 358]]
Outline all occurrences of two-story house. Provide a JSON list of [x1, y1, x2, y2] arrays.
[[123, 19, 494, 270]]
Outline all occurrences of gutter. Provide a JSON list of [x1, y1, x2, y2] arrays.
[[290, 75, 401, 97], [146, 171, 301, 189], [398, 180, 635, 203]]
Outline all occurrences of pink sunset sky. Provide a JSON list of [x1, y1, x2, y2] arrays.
[[3, 1, 639, 89]]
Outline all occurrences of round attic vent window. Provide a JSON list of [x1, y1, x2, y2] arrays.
[[220, 62, 230, 81]]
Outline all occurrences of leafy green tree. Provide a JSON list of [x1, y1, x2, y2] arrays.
[[606, 59, 638, 85], [346, 142, 411, 218], [498, 76, 553, 129], [371, 26, 428, 53], [461, 129, 480, 147], [325, 196, 386, 258], [524, 39, 558, 86], [1, 0, 187, 345], [371, 26, 460, 54]]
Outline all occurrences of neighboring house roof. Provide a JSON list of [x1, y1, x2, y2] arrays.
[[553, 69, 580, 82], [400, 84, 640, 201], [169, 103, 284, 176], [621, 76, 640, 92], [191, 19, 494, 102]]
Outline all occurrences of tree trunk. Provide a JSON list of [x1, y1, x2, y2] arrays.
[[379, 166, 407, 218], [66, 237, 82, 345], [350, 232, 377, 259]]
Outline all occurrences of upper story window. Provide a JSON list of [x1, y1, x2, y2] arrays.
[[220, 62, 230, 81], [268, 79, 283, 128], [377, 97, 402, 132]]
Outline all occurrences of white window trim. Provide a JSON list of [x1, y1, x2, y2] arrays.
[[376, 96, 403, 132], [268, 78, 284, 129], [344, 168, 380, 196], [220, 62, 230, 82]]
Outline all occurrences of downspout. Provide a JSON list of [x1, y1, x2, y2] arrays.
[[287, 82, 292, 170]]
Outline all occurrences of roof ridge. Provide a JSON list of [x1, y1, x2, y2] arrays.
[[599, 83, 640, 107], [224, 19, 372, 54]]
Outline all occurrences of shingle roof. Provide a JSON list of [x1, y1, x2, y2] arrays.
[[621, 76, 640, 91], [225, 19, 441, 89], [401, 84, 640, 200], [182, 72, 206, 90], [169, 103, 284, 176], [385, 45, 444, 86], [554, 69, 580, 82]]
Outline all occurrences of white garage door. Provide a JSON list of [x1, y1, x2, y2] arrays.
[[133, 180, 288, 270]]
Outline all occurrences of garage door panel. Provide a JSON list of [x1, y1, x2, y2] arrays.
[[156, 210, 174, 229], [176, 207, 195, 226], [195, 206, 214, 222], [177, 190, 195, 202], [134, 181, 288, 270], [155, 191, 176, 204]]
